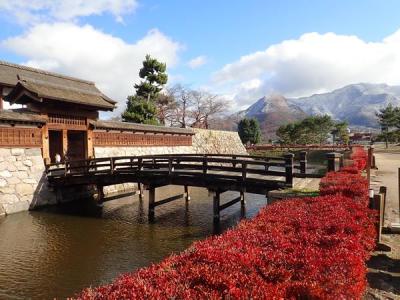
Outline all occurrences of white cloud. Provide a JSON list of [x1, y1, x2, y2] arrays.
[[2, 22, 181, 116], [213, 30, 400, 108], [0, 0, 138, 24], [188, 55, 207, 69]]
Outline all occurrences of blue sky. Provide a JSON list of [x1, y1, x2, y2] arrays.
[[1, 0, 400, 114]]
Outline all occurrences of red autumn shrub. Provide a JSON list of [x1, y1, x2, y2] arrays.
[[75, 147, 375, 300], [350, 146, 368, 171]]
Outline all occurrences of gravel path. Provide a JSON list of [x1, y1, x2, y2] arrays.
[[366, 151, 400, 299]]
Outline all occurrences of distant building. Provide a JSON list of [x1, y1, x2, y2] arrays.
[[349, 132, 373, 143]]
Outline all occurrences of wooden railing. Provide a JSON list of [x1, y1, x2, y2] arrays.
[[46, 153, 321, 188], [247, 144, 351, 151]]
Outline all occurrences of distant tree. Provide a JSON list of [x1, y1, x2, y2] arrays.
[[122, 55, 168, 124], [190, 90, 228, 129], [276, 115, 335, 145], [166, 84, 229, 128], [376, 104, 399, 148], [331, 121, 349, 145], [238, 118, 262, 145]]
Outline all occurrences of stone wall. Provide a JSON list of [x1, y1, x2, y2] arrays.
[[0, 148, 56, 216], [191, 128, 247, 155]]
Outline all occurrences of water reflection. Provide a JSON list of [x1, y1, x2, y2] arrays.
[[0, 185, 267, 299]]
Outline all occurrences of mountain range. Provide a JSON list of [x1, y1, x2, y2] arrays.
[[236, 83, 400, 140]]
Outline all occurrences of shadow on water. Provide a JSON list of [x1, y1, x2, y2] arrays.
[[0, 185, 268, 299]]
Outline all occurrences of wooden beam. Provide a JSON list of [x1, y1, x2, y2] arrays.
[[153, 193, 185, 207], [62, 129, 68, 160], [219, 196, 241, 211], [42, 124, 50, 164], [184, 185, 190, 202], [87, 128, 94, 159], [138, 182, 144, 201], [148, 187, 155, 222], [240, 189, 246, 216], [213, 191, 220, 223]]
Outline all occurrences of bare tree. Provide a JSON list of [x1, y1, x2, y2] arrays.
[[155, 90, 176, 125], [164, 84, 229, 129], [168, 84, 194, 128], [190, 91, 228, 129]]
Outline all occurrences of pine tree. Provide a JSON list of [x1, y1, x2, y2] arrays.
[[238, 118, 262, 145], [122, 55, 168, 124], [376, 104, 399, 148]]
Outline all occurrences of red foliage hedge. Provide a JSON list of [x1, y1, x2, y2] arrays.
[[77, 146, 375, 299]]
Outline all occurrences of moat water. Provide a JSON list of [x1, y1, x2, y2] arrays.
[[0, 186, 268, 299]]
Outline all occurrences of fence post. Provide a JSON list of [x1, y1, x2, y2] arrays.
[[373, 194, 383, 243], [168, 158, 173, 175], [284, 153, 294, 187], [368, 146, 375, 168], [213, 191, 221, 224], [148, 187, 155, 222], [110, 157, 114, 174], [299, 151, 307, 174], [367, 147, 372, 187], [242, 162, 247, 181], [203, 155, 208, 174], [326, 152, 341, 172], [138, 157, 142, 171]]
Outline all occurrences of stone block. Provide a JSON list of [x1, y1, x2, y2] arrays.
[[7, 164, 17, 172], [0, 178, 7, 188], [15, 183, 34, 196], [3, 200, 30, 214], [0, 162, 7, 171], [6, 156, 17, 162], [11, 148, 24, 156], [30, 164, 45, 173], [0, 193, 19, 204], [23, 160, 33, 167], [16, 171, 28, 179], [6, 176, 21, 185], [0, 170, 12, 178], [0, 186, 14, 194], [0, 148, 11, 157], [15, 162, 28, 171], [23, 178, 37, 184], [24, 148, 42, 156]]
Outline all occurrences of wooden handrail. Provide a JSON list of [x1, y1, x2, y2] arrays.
[[45, 153, 305, 188]]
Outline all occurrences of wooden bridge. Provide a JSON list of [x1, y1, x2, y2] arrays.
[[46, 153, 321, 223]]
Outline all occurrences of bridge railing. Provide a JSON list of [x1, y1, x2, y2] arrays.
[[45, 153, 319, 187]]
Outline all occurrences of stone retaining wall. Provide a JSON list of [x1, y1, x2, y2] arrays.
[[0, 148, 56, 215]]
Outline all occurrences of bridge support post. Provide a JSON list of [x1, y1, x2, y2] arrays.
[[284, 153, 294, 187], [148, 187, 155, 222], [240, 189, 246, 216], [326, 152, 342, 172], [299, 151, 307, 174], [97, 185, 104, 204], [138, 183, 144, 201], [184, 186, 190, 202], [213, 191, 221, 224]]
